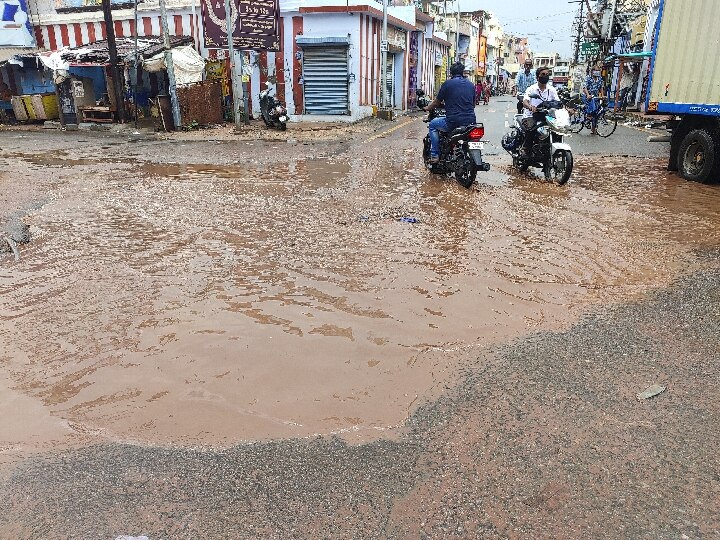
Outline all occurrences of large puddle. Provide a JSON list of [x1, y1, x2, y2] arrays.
[[1, 148, 719, 453]]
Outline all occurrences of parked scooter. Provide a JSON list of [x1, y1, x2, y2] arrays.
[[416, 88, 430, 110], [422, 108, 491, 189], [259, 84, 288, 131], [502, 93, 574, 185]]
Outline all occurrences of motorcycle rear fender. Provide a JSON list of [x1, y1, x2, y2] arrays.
[[551, 142, 572, 153]]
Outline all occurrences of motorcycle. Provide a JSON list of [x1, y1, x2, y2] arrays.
[[502, 93, 574, 185], [259, 84, 288, 131], [416, 88, 430, 109], [422, 108, 491, 189]]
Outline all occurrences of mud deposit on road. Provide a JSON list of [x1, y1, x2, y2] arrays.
[[1, 145, 719, 451]]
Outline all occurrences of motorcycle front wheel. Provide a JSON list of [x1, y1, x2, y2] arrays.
[[544, 150, 573, 185]]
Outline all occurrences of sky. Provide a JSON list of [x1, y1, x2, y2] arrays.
[[450, 0, 580, 58]]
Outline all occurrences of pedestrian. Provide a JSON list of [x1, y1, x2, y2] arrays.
[[515, 59, 536, 114], [475, 79, 483, 106], [583, 63, 606, 135], [483, 76, 492, 105], [618, 63, 638, 110]]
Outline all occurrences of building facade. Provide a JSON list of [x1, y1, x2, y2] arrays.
[[2, 0, 453, 123]]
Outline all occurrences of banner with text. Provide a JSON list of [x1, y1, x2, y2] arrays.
[[202, 0, 279, 51]]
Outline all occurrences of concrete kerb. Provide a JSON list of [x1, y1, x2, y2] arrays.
[[1, 121, 158, 141]]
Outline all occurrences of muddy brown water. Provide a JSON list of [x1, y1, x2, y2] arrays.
[[1, 150, 719, 455]]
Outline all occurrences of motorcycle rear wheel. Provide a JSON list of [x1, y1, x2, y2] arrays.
[[455, 155, 477, 188]]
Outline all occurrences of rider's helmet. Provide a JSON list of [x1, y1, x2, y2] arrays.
[[450, 62, 465, 77]]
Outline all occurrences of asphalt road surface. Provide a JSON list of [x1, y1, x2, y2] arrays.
[[1, 106, 718, 539]]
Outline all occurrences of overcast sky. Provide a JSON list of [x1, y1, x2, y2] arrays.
[[448, 0, 579, 58]]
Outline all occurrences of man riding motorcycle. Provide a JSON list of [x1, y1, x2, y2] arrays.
[[424, 62, 476, 164], [520, 67, 559, 157]]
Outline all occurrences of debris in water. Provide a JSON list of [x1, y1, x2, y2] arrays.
[[398, 217, 418, 224], [2, 236, 20, 261], [636, 384, 666, 401]]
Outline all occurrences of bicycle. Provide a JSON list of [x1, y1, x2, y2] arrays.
[[567, 96, 618, 137]]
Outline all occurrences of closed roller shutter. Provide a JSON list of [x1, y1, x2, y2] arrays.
[[384, 53, 395, 108], [302, 46, 349, 115]]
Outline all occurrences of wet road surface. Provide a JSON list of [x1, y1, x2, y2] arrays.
[[1, 105, 719, 538]]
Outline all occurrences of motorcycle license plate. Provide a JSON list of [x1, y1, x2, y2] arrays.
[[468, 142, 484, 150], [279, 116, 288, 122]]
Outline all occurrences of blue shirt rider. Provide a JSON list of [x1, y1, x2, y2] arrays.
[[424, 62, 477, 163], [583, 65, 605, 134]]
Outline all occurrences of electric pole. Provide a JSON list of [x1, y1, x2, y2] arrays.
[[569, 0, 584, 65], [381, 0, 388, 109], [158, 0, 182, 129], [101, 0, 126, 123]]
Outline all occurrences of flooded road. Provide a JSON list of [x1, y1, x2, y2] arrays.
[[1, 124, 719, 457]]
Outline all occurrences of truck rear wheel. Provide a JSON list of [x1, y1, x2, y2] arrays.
[[677, 128, 720, 184]]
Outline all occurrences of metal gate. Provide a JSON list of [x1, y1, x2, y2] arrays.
[[302, 46, 349, 115]]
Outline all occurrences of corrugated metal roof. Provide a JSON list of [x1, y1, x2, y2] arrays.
[[1, 37, 193, 67], [0, 47, 42, 64]]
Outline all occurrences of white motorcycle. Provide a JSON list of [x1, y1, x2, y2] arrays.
[[502, 93, 574, 185]]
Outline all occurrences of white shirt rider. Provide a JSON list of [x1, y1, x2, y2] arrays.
[[522, 82, 559, 118]]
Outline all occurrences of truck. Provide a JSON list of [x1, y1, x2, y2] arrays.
[[646, 0, 720, 183]]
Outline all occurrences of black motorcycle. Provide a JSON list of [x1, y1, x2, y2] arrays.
[[259, 85, 288, 131], [422, 108, 491, 189], [502, 93, 574, 185]]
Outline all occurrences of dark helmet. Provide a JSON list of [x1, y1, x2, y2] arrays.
[[450, 62, 465, 77]]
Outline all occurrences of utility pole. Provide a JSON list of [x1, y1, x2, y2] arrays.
[[455, 1, 460, 62], [158, 0, 182, 129], [239, 52, 249, 125], [101, 0, 126, 123], [224, 0, 242, 126], [380, 0, 388, 108], [569, 0, 584, 65]]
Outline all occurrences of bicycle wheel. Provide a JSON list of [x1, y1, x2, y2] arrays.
[[595, 111, 617, 137], [568, 110, 585, 134]]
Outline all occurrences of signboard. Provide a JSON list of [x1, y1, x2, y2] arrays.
[[202, 0, 279, 51], [476, 35, 487, 76], [0, 0, 35, 47], [581, 41, 600, 56], [380, 40, 388, 53]]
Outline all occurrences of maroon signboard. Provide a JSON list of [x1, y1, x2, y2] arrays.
[[202, 0, 280, 51]]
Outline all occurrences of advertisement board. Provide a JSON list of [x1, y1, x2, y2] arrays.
[[1, 0, 36, 47], [202, 0, 279, 51]]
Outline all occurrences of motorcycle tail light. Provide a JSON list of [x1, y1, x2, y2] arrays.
[[469, 127, 485, 139]]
